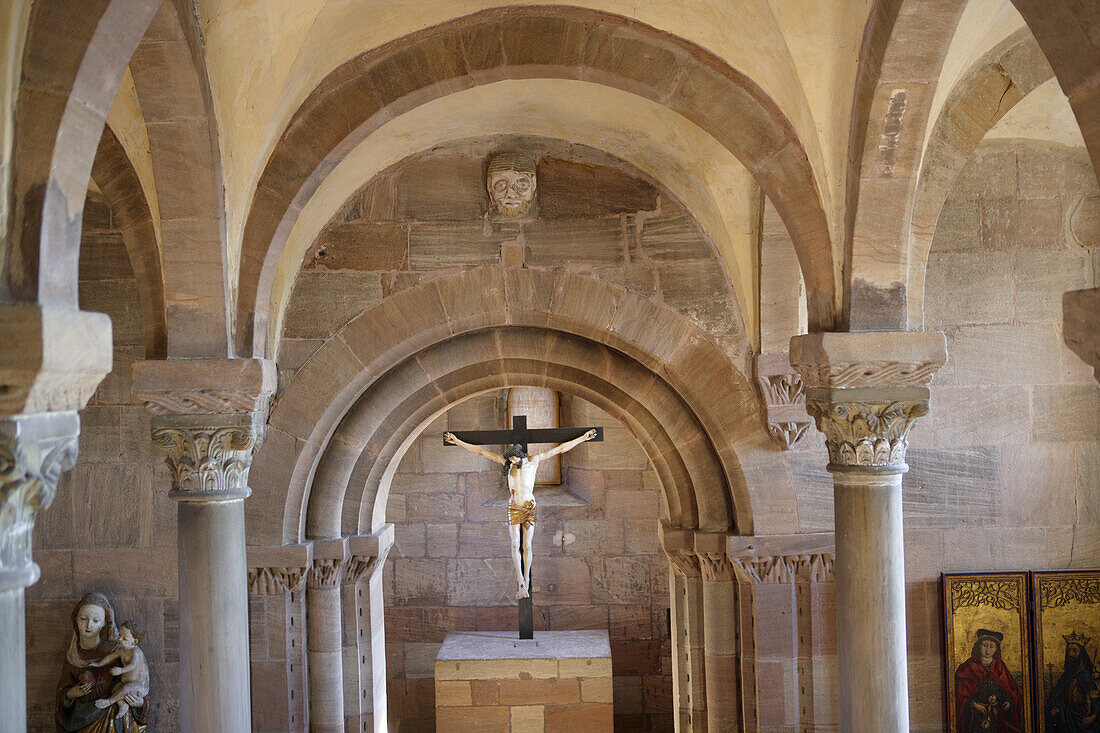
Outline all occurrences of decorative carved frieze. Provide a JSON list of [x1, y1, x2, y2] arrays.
[[805, 398, 928, 468], [792, 360, 943, 389], [142, 390, 269, 416], [734, 553, 835, 584], [0, 412, 79, 590], [697, 551, 735, 583], [132, 358, 277, 417], [248, 565, 310, 595], [151, 414, 264, 501], [789, 332, 947, 390]]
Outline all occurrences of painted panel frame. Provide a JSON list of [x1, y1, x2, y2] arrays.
[[943, 572, 1034, 733], [1032, 570, 1100, 732]]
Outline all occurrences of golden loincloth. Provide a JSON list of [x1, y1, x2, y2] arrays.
[[508, 500, 537, 529]]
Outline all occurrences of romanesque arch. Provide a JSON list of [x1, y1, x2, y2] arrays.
[[235, 5, 838, 356], [89, 125, 167, 358], [250, 268, 789, 546]]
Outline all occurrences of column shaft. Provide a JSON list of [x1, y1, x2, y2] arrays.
[[701, 575, 740, 731], [834, 470, 907, 730], [0, 589, 26, 733], [178, 500, 252, 732], [307, 583, 345, 732]]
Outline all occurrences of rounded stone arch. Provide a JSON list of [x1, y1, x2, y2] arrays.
[[7, 0, 161, 306], [127, 0, 231, 357], [250, 268, 783, 547], [1010, 0, 1100, 186], [89, 124, 167, 358], [905, 27, 1054, 326], [235, 5, 838, 357]]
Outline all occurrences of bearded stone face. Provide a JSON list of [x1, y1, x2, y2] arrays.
[[487, 154, 537, 217]]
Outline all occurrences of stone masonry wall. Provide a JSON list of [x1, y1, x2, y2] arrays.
[[383, 392, 671, 732], [25, 191, 179, 730]]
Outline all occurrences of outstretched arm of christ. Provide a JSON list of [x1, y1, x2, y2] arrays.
[[443, 432, 506, 465], [531, 429, 597, 461]]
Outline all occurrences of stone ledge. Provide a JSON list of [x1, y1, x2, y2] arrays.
[[1064, 287, 1100, 382], [0, 305, 112, 416], [789, 331, 947, 389], [133, 358, 276, 415]]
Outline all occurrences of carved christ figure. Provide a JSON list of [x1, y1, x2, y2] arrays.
[[443, 429, 597, 598]]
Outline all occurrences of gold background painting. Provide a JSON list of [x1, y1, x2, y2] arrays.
[[1034, 572, 1100, 732], [944, 573, 1032, 733]]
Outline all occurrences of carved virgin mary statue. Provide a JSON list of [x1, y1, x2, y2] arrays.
[[56, 592, 148, 732]]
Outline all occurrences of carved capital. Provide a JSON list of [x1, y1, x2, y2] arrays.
[[697, 551, 735, 582], [734, 553, 835, 584], [247, 543, 313, 596], [133, 359, 277, 416], [0, 412, 79, 590], [248, 565, 310, 595], [754, 353, 813, 450], [666, 549, 701, 578], [151, 413, 264, 501], [805, 396, 928, 469], [309, 557, 347, 589]]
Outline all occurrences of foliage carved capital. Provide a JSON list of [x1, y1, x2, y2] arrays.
[[805, 397, 929, 469], [0, 412, 79, 590], [151, 414, 264, 501]]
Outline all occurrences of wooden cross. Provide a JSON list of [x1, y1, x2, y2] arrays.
[[443, 415, 604, 639]]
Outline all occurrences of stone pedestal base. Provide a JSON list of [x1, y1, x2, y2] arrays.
[[435, 630, 613, 732]]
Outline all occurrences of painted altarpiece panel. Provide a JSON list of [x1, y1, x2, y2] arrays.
[[1032, 570, 1100, 732], [943, 572, 1034, 733]]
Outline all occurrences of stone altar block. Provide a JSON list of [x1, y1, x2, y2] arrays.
[[434, 630, 613, 732]]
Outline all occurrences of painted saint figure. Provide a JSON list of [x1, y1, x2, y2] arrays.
[[954, 628, 1024, 733], [1045, 632, 1099, 731], [444, 429, 597, 598]]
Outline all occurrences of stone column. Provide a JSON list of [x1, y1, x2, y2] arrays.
[[659, 522, 707, 733], [307, 538, 348, 733], [0, 304, 110, 733], [695, 531, 741, 732], [344, 527, 394, 733], [134, 358, 276, 733], [790, 332, 946, 733], [0, 412, 79, 730]]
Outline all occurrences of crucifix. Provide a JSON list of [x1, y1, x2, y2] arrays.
[[443, 415, 603, 639]]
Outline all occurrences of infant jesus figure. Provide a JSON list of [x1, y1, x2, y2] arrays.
[[89, 620, 149, 718], [444, 429, 597, 599]]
